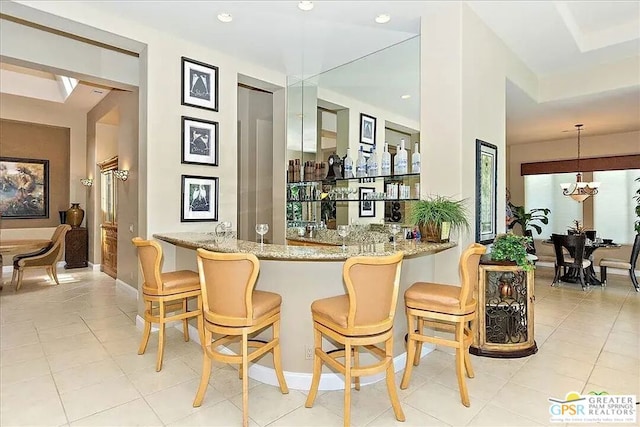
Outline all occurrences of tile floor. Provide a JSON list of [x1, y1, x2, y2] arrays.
[[0, 266, 638, 426]]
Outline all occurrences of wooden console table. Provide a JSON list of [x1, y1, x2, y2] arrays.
[[470, 256, 537, 358]]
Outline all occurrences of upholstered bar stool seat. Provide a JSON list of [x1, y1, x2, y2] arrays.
[[305, 252, 405, 427], [404, 282, 475, 315], [132, 237, 204, 372], [401, 243, 486, 408]]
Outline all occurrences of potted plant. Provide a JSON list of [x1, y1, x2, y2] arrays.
[[408, 195, 470, 242], [508, 205, 550, 236], [490, 233, 535, 271]]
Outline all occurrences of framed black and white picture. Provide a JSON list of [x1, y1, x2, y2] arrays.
[[181, 116, 219, 166], [181, 57, 219, 111], [475, 139, 498, 244], [181, 175, 219, 222], [359, 187, 376, 218], [360, 113, 376, 145]]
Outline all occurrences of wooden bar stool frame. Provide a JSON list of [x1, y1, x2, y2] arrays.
[[193, 249, 288, 427], [400, 243, 486, 407], [305, 252, 405, 427], [133, 237, 204, 372]]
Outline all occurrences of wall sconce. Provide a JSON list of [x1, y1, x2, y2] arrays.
[[113, 169, 129, 181], [80, 178, 93, 187]]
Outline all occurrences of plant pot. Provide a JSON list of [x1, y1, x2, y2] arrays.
[[66, 203, 84, 227], [419, 221, 451, 243]]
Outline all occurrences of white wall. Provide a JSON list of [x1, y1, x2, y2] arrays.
[[420, 3, 539, 283], [0, 93, 87, 240], [12, 1, 286, 275]]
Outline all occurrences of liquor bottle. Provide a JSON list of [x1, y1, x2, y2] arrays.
[[381, 142, 391, 175], [397, 139, 408, 174], [343, 148, 354, 179], [356, 146, 367, 178], [411, 142, 421, 173], [367, 144, 378, 177]]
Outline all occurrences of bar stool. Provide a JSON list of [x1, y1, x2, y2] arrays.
[[400, 243, 486, 407], [193, 249, 288, 427], [305, 252, 405, 427], [132, 237, 204, 371]]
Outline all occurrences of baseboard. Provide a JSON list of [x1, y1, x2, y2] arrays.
[[88, 262, 101, 271], [133, 318, 434, 391], [116, 279, 138, 299]]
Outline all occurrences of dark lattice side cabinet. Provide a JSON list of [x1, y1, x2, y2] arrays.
[[65, 227, 88, 269]]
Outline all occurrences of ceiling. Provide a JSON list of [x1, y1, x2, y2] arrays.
[[2, 0, 639, 144]]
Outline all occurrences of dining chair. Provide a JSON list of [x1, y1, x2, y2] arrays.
[[132, 237, 204, 371], [400, 243, 486, 407], [305, 252, 405, 427], [193, 249, 288, 427], [551, 233, 591, 290], [12, 224, 71, 291], [599, 234, 640, 292]]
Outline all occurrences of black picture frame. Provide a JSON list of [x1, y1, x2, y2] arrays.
[[476, 139, 498, 244], [181, 57, 219, 112], [181, 174, 219, 222], [181, 116, 219, 166], [360, 113, 376, 145], [359, 187, 376, 217], [0, 157, 49, 219]]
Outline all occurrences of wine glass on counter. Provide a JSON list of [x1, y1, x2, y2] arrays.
[[389, 224, 402, 249], [256, 223, 269, 247], [214, 221, 232, 245], [337, 224, 350, 250]]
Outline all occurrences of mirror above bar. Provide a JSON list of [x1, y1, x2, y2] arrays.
[[286, 36, 421, 233]]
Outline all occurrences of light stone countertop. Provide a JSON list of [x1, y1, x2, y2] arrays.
[[154, 231, 456, 261]]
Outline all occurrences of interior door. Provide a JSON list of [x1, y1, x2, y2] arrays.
[[98, 156, 118, 278]]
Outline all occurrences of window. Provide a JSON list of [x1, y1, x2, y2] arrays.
[[593, 169, 639, 244], [525, 173, 582, 238]]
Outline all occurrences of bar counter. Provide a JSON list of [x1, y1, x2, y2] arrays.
[[153, 231, 457, 390], [154, 231, 456, 261]]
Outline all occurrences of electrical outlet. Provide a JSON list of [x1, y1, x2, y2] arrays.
[[305, 345, 314, 360]]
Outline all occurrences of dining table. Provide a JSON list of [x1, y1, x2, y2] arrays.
[[0, 239, 52, 290], [544, 238, 622, 286]]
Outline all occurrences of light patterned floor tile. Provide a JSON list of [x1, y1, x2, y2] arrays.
[[402, 381, 488, 426], [69, 398, 162, 426], [586, 366, 640, 395], [59, 375, 141, 421], [53, 358, 125, 394], [366, 404, 450, 426], [0, 356, 51, 386], [168, 399, 259, 426], [127, 358, 198, 396], [269, 404, 344, 426], [229, 383, 307, 426], [490, 382, 555, 425], [145, 378, 225, 425], [315, 384, 395, 426], [467, 402, 543, 426]]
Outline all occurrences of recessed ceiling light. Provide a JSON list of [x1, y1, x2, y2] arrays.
[[298, 1, 314, 11], [375, 14, 391, 24], [217, 13, 233, 23], [401, 94, 411, 99]]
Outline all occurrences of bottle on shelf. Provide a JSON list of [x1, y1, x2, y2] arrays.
[[397, 139, 408, 174], [381, 142, 391, 175], [356, 146, 367, 178], [412, 142, 421, 173], [343, 148, 354, 179], [367, 144, 378, 177]]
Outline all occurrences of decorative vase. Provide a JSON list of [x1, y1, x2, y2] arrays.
[[66, 203, 84, 227]]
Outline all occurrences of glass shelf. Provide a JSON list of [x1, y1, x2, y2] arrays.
[[287, 198, 419, 203], [287, 172, 420, 186]]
